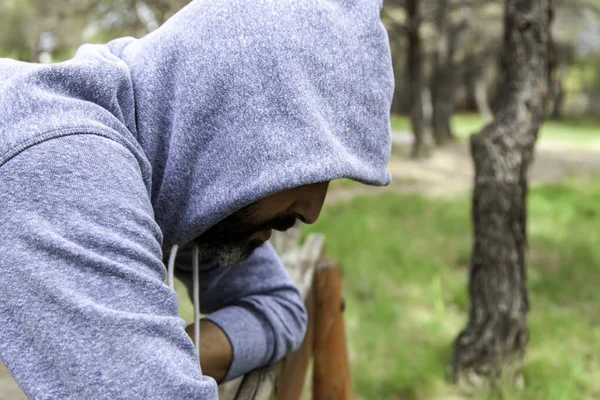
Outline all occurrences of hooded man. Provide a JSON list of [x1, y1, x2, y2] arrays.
[[0, 0, 393, 398]]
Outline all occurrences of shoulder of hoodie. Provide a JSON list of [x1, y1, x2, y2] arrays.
[[0, 39, 152, 187]]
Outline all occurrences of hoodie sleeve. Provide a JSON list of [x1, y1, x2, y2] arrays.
[[0, 134, 218, 399], [173, 243, 308, 381]]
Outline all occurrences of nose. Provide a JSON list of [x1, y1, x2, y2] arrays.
[[288, 181, 330, 225]]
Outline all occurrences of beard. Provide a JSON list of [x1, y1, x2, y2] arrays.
[[194, 203, 297, 266]]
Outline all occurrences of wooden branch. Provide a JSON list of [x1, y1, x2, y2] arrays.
[[235, 364, 281, 400], [276, 233, 324, 400], [220, 237, 355, 400], [276, 283, 316, 400], [297, 234, 325, 298], [312, 259, 352, 400], [269, 223, 302, 256]]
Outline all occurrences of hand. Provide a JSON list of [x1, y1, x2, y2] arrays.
[[185, 320, 233, 383]]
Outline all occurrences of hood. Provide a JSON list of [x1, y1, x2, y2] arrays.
[[0, 0, 394, 249], [116, 0, 395, 248]]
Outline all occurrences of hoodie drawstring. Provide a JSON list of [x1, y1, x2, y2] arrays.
[[167, 245, 179, 291], [191, 244, 201, 372], [167, 244, 202, 373]]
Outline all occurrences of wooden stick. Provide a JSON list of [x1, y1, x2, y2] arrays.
[[313, 258, 353, 400], [276, 284, 315, 400]]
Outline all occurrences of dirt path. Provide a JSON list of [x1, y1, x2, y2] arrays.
[[0, 363, 25, 400], [326, 134, 600, 204]]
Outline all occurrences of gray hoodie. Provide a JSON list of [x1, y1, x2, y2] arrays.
[[0, 0, 393, 398]]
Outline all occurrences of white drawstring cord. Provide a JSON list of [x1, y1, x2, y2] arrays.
[[167, 244, 179, 291], [166, 244, 201, 373], [192, 244, 202, 372]]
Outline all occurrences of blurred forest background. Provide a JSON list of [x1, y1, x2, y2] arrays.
[[2, 0, 600, 120], [1, 1, 600, 399]]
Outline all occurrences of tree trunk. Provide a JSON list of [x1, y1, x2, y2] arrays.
[[462, 54, 480, 113], [430, 0, 453, 145], [450, 0, 552, 388], [474, 78, 494, 123], [430, 0, 471, 145], [422, 86, 433, 131], [406, 0, 428, 158], [431, 69, 455, 144], [549, 63, 566, 120]]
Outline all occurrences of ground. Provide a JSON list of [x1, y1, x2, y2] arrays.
[[327, 130, 600, 203], [2, 116, 599, 399], [307, 118, 600, 400]]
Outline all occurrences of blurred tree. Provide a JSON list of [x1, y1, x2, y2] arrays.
[[547, 43, 571, 119], [0, 0, 190, 62], [0, 0, 100, 62], [383, 0, 434, 157], [546, 0, 598, 118], [429, 0, 473, 144], [383, 0, 502, 150], [450, 0, 553, 388], [405, 0, 430, 157], [0, 0, 35, 61], [462, 51, 496, 122], [92, 0, 190, 40], [383, 0, 600, 120]]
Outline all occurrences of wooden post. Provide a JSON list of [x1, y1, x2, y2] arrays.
[[276, 234, 324, 400], [220, 237, 353, 400], [313, 258, 353, 400], [276, 285, 315, 400]]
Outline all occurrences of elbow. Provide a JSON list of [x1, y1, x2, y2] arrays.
[[269, 288, 308, 363], [289, 299, 308, 353]]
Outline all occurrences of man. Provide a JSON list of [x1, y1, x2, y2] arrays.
[[0, 0, 393, 398]]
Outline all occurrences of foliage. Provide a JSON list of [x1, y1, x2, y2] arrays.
[[0, 0, 190, 62], [304, 176, 600, 399]]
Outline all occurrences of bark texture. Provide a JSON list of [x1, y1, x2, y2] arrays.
[[450, 0, 553, 386]]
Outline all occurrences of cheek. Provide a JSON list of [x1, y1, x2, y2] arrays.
[[252, 192, 297, 220]]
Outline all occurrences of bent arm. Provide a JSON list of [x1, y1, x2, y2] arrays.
[[185, 319, 232, 383], [0, 135, 216, 399], [172, 242, 308, 381]]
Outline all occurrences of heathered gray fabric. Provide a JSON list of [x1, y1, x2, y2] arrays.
[[118, 0, 394, 247], [0, 0, 393, 398], [0, 136, 216, 399]]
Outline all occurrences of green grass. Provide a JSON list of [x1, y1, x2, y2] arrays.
[[304, 176, 600, 400], [390, 114, 600, 146], [329, 178, 359, 191]]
